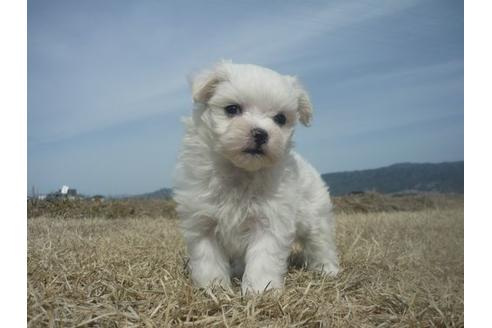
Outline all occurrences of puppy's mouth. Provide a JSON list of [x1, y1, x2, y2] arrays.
[[243, 148, 265, 156]]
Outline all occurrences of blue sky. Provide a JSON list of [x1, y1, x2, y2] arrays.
[[27, 0, 463, 196]]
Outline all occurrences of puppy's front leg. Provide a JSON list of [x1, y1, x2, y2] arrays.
[[242, 231, 290, 293], [188, 235, 231, 289]]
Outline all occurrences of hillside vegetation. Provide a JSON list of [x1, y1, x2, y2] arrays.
[[322, 161, 464, 196]]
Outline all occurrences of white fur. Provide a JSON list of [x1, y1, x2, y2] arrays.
[[174, 61, 339, 293]]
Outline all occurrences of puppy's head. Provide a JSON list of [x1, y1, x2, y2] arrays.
[[190, 61, 313, 171]]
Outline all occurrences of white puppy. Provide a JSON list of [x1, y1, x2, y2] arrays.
[[174, 61, 339, 293]]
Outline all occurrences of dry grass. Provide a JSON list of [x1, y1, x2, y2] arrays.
[[27, 201, 463, 327]]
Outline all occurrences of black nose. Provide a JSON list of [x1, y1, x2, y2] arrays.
[[251, 128, 268, 146]]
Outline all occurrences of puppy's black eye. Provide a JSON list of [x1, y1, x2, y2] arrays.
[[224, 104, 242, 116], [273, 113, 287, 126]]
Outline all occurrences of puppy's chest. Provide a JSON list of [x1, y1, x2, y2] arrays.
[[204, 168, 297, 249], [213, 182, 292, 226], [213, 188, 268, 225], [209, 170, 296, 217]]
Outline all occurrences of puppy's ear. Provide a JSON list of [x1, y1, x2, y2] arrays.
[[189, 63, 228, 104], [287, 76, 313, 127], [297, 90, 313, 127]]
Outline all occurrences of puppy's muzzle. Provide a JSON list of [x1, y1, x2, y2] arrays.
[[251, 128, 268, 146], [243, 128, 268, 155]]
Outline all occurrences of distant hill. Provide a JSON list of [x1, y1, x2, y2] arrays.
[[322, 161, 464, 196], [132, 188, 173, 199]]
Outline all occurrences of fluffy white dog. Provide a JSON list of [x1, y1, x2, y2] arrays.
[[174, 61, 339, 293]]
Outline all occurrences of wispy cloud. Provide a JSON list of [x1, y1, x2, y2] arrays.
[[28, 0, 423, 145]]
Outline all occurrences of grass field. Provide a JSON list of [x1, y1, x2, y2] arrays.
[[27, 197, 463, 327]]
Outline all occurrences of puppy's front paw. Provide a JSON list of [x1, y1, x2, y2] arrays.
[[190, 259, 231, 289]]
